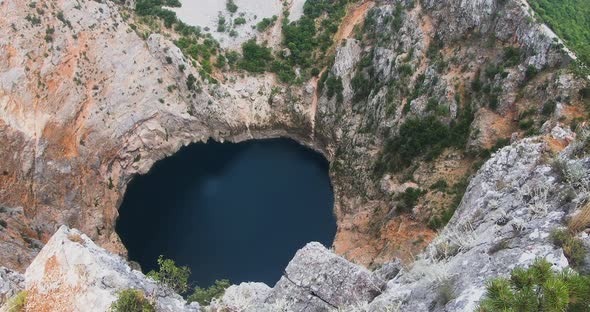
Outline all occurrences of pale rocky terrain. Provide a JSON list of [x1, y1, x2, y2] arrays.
[[0, 0, 589, 310], [169, 0, 283, 50]]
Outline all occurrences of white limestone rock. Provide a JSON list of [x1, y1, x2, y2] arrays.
[[22, 226, 197, 312]]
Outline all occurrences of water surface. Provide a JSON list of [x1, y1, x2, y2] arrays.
[[116, 138, 335, 287]]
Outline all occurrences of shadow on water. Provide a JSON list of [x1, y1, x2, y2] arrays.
[[116, 138, 336, 287]]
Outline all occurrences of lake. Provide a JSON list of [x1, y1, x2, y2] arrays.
[[116, 138, 336, 287]]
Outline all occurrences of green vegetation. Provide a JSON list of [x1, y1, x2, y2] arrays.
[[45, 27, 55, 42], [239, 39, 274, 73], [396, 188, 425, 213], [173, 36, 219, 81], [217, 14, 226, 32], [325, 76, 344, 103], [226, 0, 238, 14], [110, 289, 155, 312], [528, 0, 590, 65], [256, 15, 277, 32], [281, 0, 349, 70], [551, 229, 587, 268], [135, 0, 182, 28], [188, 279, 231, 306], [477, 258, 590, 311], [351, 52, 376, 102], [234, 16, 246, 26], [6, 291, 27, 312], [374, 104, 473, 175], [146, 256, 191, 294], [134, 0, 222, 80], [144, 255, 231, 307]]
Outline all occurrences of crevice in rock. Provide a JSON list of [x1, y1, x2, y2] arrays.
[[282, 272, 339, 309]]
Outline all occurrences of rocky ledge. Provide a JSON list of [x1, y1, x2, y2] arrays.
[[2, 127, 589, 311]]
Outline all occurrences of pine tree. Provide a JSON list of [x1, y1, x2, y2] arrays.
[[477, 258, 590, 311]]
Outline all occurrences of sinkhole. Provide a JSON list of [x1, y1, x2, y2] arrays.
[[116, 138, 336, 287]]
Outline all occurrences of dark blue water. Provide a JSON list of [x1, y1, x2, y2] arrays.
[[116, 138, 335, 288]]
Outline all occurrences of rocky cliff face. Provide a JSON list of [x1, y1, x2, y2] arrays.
[[2, 127, 589, 311], [320, 0, 588, 265], [0, 0, 588, 290], [0, 0, 318, 270]]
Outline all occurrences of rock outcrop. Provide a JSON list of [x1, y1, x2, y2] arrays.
[[5, 226, 198, 312]]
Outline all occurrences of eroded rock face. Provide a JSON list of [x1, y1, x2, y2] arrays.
[[22, 226, 198, 312], [0, 0, 318, 270]]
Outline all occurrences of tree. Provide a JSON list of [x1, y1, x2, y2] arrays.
[[188, 279, 231, 305], [239, 39, 274, 73], [226, 0, 238, 13], [477, 258, 590, 311], [146, 256, 191, 294]]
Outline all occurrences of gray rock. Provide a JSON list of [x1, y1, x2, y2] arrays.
[[0, 267, 24, 306], [266, 242, 385, 311], [21, 226, 197, 312], [373, 260, 403, 282]]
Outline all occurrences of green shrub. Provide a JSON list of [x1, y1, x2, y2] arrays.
[[226, 0, 238, 13], [239, 39, 273, 73], [217, 15, 226, 32], [325, 76, 343, 103], [256, 15, 277, 32], [311, 67, 321, 77], [110, 289, 155, 312], [378, 116, 451, 172], [270, 60, 297, 83], [146, 256, 191, 294], [519, 119, 534, 130], [188, 279, 231, 306], [542, 101, 556, 116], [282, 0, 348, 68], [477, 258, 590, 311], [351, 71, 372, 102], [234, 17, 246, 25], [225, 51, 240, 67], [524, 65, 538, 82], [396, 188, 425, 213], [186, 74, 197, 90], [428, 176, 469, 230], [430, 179, 448, 191], [471, 76, 483, 92], [502, 46, 522, 67], [398, 63, 413, 77], [551, 229, 587, 268]]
